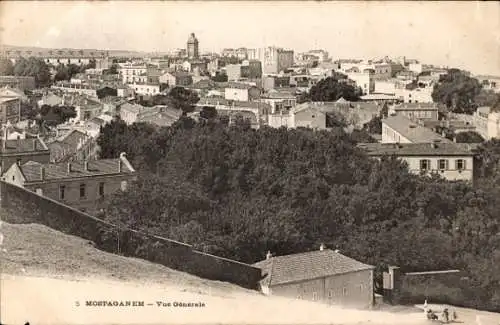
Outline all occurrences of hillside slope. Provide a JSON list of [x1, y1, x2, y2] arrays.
[[1, 222, 498, 325]]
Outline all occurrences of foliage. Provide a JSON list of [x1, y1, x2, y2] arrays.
[[167, 87, 200, 115], [98, 116, 500, 312], [0, 58, 14, 75], [211, 72, 228, 82], [454, 131, 485, 143], [37, 104, 77, 126], [96, 87, 118, 99], [431, 69, 483, 114], [302, 74, 362, 102], [363, 116, 382, 134], [13, 57, 51, 87]]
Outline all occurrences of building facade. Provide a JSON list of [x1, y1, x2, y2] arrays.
[[248, 47, 294, 74], [2, 153, 136, 214], [389, 103, 439, 121], [0, 97, 21, 124], [253, 248, 375, 309], [473, 106, 500, 140], [187, 33, 199, 59], [358, 142, 476, 182]]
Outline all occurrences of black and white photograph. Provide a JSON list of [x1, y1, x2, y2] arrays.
[[0, 1, 500, 324]]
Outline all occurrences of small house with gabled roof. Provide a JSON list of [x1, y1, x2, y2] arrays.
[[253, 246, 375, 308]]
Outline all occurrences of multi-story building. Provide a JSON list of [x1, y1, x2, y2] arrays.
[[159, 71, 193, 87], [224, 83, 261, 102], [0, 76, 36, 91], [2, 153, 136, 214], [0, 93, 21, 125], [0, 135, 50, 175], [248, 47, 294, 74], [1, 48, 106, 66], [118, 64, 148, 84], [261, 91, 297, 113], [389, 103, 439, 121], [253, 246, 375, 309], [382, 114, 451, 144], [358, 142, 476, 182], [187, 33, 199, 59], [347, 72, 374, 95], [129, 83, 161, 96]]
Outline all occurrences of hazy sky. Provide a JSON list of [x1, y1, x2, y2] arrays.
[[1, 1, 499, 75]]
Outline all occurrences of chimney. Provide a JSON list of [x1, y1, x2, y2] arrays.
[[266, 251, 272, 260], [40, 166, 45, 180], [67, 162, 72, 173], [319, 243, 325, 251], [118, 159, 122, 173], [84, 160, 89, 171], [32, 139, 37, 151]]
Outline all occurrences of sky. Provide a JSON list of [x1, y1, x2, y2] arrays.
[[0, 1, 499, 75]]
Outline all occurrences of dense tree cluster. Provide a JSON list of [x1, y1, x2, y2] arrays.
[[431, 69, 483, 114], [10, 57, 52, 88], [298, 73, 362, 103], [97, 115, 500, 311], [0, 58, 14, 75], [35, 104, 77, 127]]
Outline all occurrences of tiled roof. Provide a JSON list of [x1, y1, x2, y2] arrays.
[[0, 97, 19, 104], [382, 114, 452, 143], [226, 82, 255, 90], [0, 138, 49, 155], [120, 103, 145, 114], [19, 158, 134, 182], [253, 249, 374, 286], [358, 142, 477, 157]]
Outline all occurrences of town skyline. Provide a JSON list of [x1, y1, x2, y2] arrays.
[[1, 1, 499, 76]]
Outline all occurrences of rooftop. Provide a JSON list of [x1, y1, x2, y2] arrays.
[[382, 114, 452, 143], [253, 249, 374, 287], [18, 157, 135, 183], [226, 82, 256, 90], [357, 142, 477, 157], [0, 138, 49, 155]]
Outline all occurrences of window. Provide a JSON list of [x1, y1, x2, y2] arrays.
[[312, 292, 318, 301], [79, 183, 86, 198], [420, 159, 431, 171], [328, 290, 333, 299], [99, 182, 105, 196], [456, 159, 466, 171], [342, 287, 347, 296], [59, 185, 66, 200], [438, 159, 449, 171], [312, 115, 315, 118], [359, 284, 364, 292], [121, 180, 128, 191], [12, 175, 15, 181]]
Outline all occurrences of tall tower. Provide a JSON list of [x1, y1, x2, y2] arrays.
[[187, 33, 199, 60]]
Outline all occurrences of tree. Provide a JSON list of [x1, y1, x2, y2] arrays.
[[454, 131, 485, 143], [167, 87, 200, 116], [307, 74, 362, 102], [0, 58, 14, 75], [211, 72, 228, 82], [431, 69, 483, 114], [37, 105, 77, 126], [96, 87, 118, 99], [13, 57, 51, 87], [363, 116, 382, 134]]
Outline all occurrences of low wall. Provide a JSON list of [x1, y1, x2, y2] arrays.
[[0, 181, 261, 290], [383, 267, 467, 306]]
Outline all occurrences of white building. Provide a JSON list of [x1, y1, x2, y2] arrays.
[[359, 142, 476, 182], [473, 106, 500, 140], [129, 83, 160, 96], [347, 72, 374, 95], [382, 114, 451, 144]]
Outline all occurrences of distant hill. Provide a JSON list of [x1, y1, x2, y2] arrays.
[[0, 44, 164, 58]]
